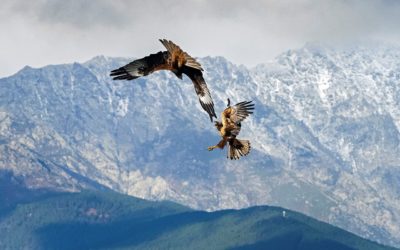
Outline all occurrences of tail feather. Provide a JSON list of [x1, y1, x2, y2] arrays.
[[228, 138, 251, 160]]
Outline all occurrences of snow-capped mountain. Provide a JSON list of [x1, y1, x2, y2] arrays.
[[1, 42, 399, 247]]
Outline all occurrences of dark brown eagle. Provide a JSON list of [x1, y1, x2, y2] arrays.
[[208, 98, 254, 160], [110, 39, 217, 121]]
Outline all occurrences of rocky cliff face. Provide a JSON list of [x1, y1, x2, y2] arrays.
[[1, 42, 399, 247]]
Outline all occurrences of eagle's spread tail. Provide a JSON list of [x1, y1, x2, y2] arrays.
[[228, 138, 251, 160]]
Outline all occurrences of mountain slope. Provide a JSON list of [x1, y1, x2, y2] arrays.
[[1, 42, 399, 247], [0, 182, 394, 250]]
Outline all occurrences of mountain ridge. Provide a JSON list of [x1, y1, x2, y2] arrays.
[[1, 42, 399, 247], [0, 174, 395, 250]]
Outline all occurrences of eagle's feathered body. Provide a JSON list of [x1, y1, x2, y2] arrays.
[[208, 100, 254, 160], [110, 39, 217, 121]]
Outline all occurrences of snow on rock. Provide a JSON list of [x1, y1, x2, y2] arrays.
[[1, 41, 400, 248]]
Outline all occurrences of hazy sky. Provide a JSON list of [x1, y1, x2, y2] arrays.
[[1, 0, 399, 77]]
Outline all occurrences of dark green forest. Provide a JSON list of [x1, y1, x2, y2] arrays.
[[0, 172, 396, 250]]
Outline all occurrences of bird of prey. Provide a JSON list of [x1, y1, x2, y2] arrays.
[[208, 98, 254, 160], [110, 39, 217, 121]]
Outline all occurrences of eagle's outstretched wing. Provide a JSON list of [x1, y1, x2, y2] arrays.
[[110, 38, 217, 121], [225, 101, 254, 124], [160, 39, 216, 120], [183, 66, 217, 121], [110, 51, 171, 80]]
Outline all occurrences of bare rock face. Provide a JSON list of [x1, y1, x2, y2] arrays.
[[1, 43, 400, 247]]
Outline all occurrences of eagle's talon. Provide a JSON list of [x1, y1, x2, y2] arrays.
[[207, 146, 215, 151]]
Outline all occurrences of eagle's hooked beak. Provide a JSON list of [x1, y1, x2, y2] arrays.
[[227, 98, 231, 107]]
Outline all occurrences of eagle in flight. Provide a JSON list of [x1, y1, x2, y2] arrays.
[[208, 99, 254, 160], [110, 39, 217, 121]]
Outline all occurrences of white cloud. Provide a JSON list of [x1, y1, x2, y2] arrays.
[[1, 0, 400, 77]]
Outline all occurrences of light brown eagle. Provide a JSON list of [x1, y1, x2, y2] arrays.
[[208, 98, 254, 160], [110, 39, 217, 121]]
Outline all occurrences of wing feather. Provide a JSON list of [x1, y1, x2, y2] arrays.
[[182, 66, 217, 121], [221, 101, 254, 136], [226, 101, 255, 124], [110, 51, 170, 80], [110, 39, 216, 122]]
